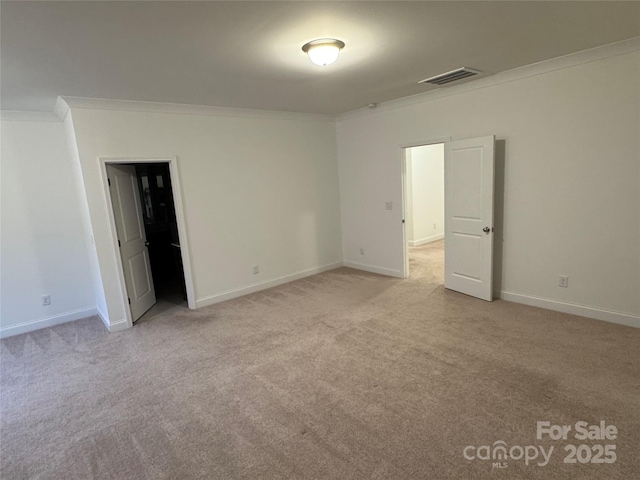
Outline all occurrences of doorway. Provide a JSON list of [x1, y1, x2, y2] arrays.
[[402, 143, 445, 282], [134, 163, 187, 322], [105, 158, 193, 325], [402, 136, 496, 301]]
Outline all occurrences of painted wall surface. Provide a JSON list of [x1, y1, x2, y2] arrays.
[[68, 107, 343, 327], [1, 119, 95, 333], [62, 113, 108, 319], [406, 144, 444, 246], [337, 50, 640, 317]]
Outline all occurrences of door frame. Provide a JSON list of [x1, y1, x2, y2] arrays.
[[399, 137, 450, 279], [100, 156, 196, 328]]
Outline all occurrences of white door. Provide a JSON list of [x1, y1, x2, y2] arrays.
[[107, 164, 156, 321], [444, 136, 495, 301]]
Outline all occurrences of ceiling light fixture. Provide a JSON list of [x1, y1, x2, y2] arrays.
[[302, 38, 345, 66]]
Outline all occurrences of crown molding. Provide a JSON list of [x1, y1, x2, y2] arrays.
[[58, 96, 335, 123], [0, 110, 62, 123], [53, 96, 71, 121], [337, 36, 640, 122]]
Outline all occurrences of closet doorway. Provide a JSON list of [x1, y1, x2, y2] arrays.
[[105, 158, 193, 324]]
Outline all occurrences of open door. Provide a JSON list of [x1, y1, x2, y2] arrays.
[[444, 136, 495, 301], [107, 164, 157, 321]]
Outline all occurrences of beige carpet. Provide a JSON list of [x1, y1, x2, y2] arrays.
[[2, 241, 639, 479]]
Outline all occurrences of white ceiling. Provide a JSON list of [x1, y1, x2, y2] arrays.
[[2, 1, 639, 115]]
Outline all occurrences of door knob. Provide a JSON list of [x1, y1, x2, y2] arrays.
[[144, 241, 150, 246], [483, 227, 491, 233]]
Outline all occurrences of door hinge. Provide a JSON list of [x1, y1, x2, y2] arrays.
[[108, 178, 111, 186], [402, 219, 405, 223], [118, 240, 121, 247], [128, 298, 131, 305]]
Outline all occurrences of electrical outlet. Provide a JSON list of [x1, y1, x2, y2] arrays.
[[42, 294, 51, 306], [558, 276, 569, 288], [360, 247, 365, 255], [385, 201, 393, 210], [252, 265, 260, 274]]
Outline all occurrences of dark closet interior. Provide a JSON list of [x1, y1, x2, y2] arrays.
[[135, 163, 187, 306]]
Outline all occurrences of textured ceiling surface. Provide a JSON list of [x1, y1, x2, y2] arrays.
[[2, 1, 639, 114]]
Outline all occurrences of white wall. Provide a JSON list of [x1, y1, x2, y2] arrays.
[[337, 49, 640, 325], [1, 116, 96, 336], [406, 144, 444, 246], [66, 104, 343, 329], [62, 112, 109, 320]]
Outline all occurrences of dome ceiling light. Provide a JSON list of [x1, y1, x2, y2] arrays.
[[302, 38, 345, 66]]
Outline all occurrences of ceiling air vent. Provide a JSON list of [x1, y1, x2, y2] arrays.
[[418, 67, 481, 86]]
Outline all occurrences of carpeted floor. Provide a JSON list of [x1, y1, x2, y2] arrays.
[[135, 278, 188, 325], [1, 240, 639, 479]]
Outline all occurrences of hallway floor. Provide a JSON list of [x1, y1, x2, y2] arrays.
[[408, 239, 444, 283]]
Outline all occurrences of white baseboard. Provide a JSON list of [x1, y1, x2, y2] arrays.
[[195, 261, 344, 309], [94, 309, 129, 333], [497, 290, 640, 329], [96, 308, 109, 329], [408, 234, 444, 247], [343, 261, 403, 278], [106, 318, 130, 332], [0, 307, 98, 339]]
